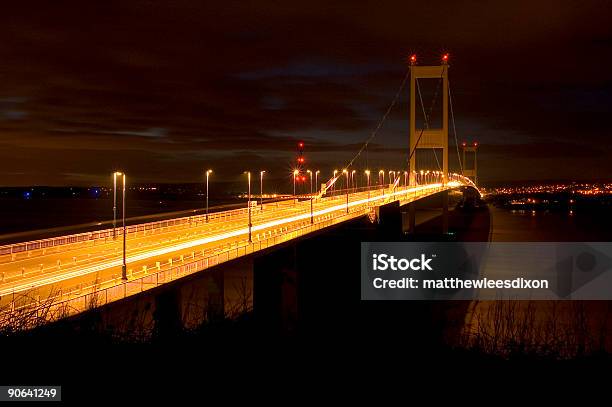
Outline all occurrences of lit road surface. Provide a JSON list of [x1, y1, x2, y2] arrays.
[[0, 182, 463, 313]]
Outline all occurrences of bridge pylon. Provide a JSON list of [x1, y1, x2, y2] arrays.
[[461, 141, 478, 187], [409, 63, 449, 185]]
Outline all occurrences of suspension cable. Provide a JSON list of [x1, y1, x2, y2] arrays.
[[324, 69, 410, 188], [322, 65, 448, 193], [448, 79, 463, 175]]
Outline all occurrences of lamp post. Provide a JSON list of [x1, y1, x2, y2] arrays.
[[315, 170, 320, 194], [205, 169, 212, 222], [343, 169, 349, 213], [365, 170, 371, 202], [404, 171, 408, 188], [379, 170, 384, 186], [307, 170, 314, 224], [307, 170, 313, 195], [112, 171, 121, 240], [293, 169, 299, 197], [259, 170, 265, 210], [246, 171, 252, 243], [351, 170, 356, 191], [121, 172, 127, 281], [333, 170, 338, 195]]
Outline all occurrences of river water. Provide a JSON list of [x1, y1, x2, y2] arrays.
[[489, 205, 612, 242], [0, 197, 245, 243], [462, 205, 612, 358]]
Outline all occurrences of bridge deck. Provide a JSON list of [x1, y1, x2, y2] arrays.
[[0, 183, 460, 321]]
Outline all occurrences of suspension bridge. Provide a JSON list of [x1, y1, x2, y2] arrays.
[[0, 56, 480, 325]]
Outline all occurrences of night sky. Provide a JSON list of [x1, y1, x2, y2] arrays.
[[1, 0, 611, 187]]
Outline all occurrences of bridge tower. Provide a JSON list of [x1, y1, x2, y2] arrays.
[[407, 55, 450, 234], [409, 58, 449, 185], [461, 141, 478, 186]]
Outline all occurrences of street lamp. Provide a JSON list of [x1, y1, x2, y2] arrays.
[[315, 170, 320, 194], [306, 170, 316, 224], [112, 171, 122, 240], [365, 170, 371, 202], [343, 169, 349, 213], [259, 170, 265, 210], [205, 169, 212, 222], [351, 170, 356, 191], [245, 171, 252, 243], [379, 170, 384, 185], [307, 170, 313, 195], [404, 171, 408, 188], [119, 172, 127, 281], [293, 169, 299, 197], [333, 169, 338, 194]]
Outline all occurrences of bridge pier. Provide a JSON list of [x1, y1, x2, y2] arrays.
[[406, 202, 416, 234], [375, 201, 402, 238], [253, 246, 298, 334], [152, 266, 225, 338]]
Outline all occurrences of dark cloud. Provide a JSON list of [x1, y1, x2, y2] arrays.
[[0, 0, 611, 186]]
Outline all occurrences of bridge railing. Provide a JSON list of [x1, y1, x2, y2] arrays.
[[0, 204, 259, 257]]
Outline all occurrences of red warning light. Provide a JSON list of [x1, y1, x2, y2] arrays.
[[473, 141, 478, 147], [298, 141, 304, 148], [462, 141, 467, 147], [409, 54, 417, 65], [442, 53, 449, 64], [298, 157, 305, 164]]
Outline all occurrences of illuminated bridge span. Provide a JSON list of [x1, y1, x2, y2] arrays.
[[0, 56, 481, 324], [0, 175, 475, 319]]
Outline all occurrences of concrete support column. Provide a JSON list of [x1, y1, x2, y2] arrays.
[[408, 202, 416, 233], [205, 267, 225, 323], [253, 246, 298, 333], [376, 201, 402, 238]]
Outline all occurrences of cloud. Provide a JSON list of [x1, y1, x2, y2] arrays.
[[0, 0, 611, 185]]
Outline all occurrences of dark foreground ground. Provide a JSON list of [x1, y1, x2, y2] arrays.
[[2, 202, 611, 402]]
